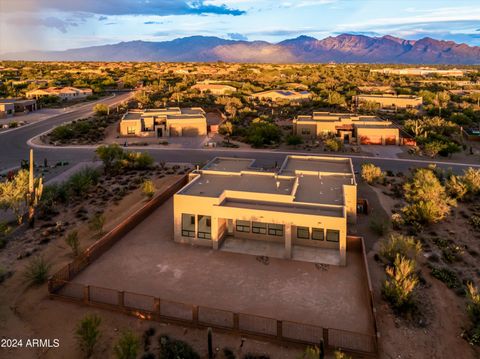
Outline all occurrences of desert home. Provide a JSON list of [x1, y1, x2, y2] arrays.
[[353, 94, 423, 110], [293, 111, 400, 145], [0, 98, 37, 118], [370, 67, 466, 77], [250, 90, 312, 102], [173, 155, 357, 266], [191, 81, 237, 95], [26, 87, 93, 100], [119, 107, 207, 137]]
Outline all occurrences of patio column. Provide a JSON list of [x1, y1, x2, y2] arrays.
[[194, 215, 198, 239], [211, 216, 219, 250], [284, 224, 292, 259], [227, 219, 234, 235]]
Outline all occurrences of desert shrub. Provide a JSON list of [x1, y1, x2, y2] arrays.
[[243, 355, 269, 359], [402, 168, 455, 224], [285, 134, 303, 146], [334, 351, 352, 359], [299, 345, 325, 359], [446, 175, 468, 200], [113, 331, 140, 359], [379, 233, 421, 265], [223, 348, 236, 359], [76, 314, 102, 358], [0, 222, 12, 249], [382, 255, 418, 311], [430, 267, 461, 289], [96, 144, 125, 173], [361, 163, 384, 184], [65, 230, 80, 257], [125, 152, 154, 170], [23, 256, 51, 285], [470, 215, 480, 230], [466, 283, 480, 345], [89, 213, 106, 234], [245, 121, 282, 148], [142, 180, 155, 199], [369, 218, 389, 236], [94, 103, 109, 116], [68, 167, 100, 196], [324, 138, 342, 152], [159, 335, 200, 359], [390, 213, 404, 230], [462, 168, 480, 196]]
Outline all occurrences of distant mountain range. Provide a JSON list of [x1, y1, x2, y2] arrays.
[[2, 34, 480, 64]]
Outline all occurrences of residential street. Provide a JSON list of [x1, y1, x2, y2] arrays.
[[0, 92, 478, 176]]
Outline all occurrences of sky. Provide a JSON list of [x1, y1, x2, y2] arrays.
[[1, 0, 480, 53]]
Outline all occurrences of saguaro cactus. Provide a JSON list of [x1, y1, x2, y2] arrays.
[[27, 149, 43, 227]]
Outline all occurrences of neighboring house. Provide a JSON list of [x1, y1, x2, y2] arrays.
[[191, 83, 237, 95], [293, 112, 400, 145], [370, 67, 466, 77], [0, 98, 37, 119], [250, 90, 312, 102], [26, 87, 93, 100], [353, 94, 422, 110], [119, 107, 207, 138], [174, 155, 357, 266]]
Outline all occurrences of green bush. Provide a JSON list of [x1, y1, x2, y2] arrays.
[[285, 134, 303, 146], [76, 314, 102, 358], [245, 121, 282, 148], [159, 335, 200, 359], [89, 213, 106, 234], [142, 180, 156, 199], [382, 255, 418, 312], [379, 233, 421, 265], [324, 138, 342, 152], [23, 256, 51, 285], [65, 230, 80, 257], [430, 267, 461, 289], [361, 163, 384, 184], [68, 167, 100, 196], [113, 331, 140, 359]]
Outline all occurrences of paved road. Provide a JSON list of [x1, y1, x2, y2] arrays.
[[0, 92, 133, 172], [0, 91, 478, 175]]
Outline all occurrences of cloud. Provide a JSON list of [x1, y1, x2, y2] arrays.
[[98, 16, 108, 21], [227, 32, 248, 41], [333, 31, 381, 37], [144, 21, 164, 25], [7, 16, 78, 33], [4, 0, 246, 16]]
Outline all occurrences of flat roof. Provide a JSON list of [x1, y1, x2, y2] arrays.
[[182, 173, 295, 198], [280, 156, 352, 175], [203, 158, 254, 172], [179, 156, 355, 209]]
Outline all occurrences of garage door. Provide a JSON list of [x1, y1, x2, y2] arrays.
[[182, 127, 200, 136]]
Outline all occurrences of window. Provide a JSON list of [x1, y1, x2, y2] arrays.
[[252, 222, 267, 234], [326, 229, 340, 242], [236, 220, 250, 233], [197, 215, 211, 240], [301, 128, 311, 135], [297, 226, 310, 239], [312, 228, 324, 241], [127, 126, 136, 135], [268, 223, 284, 237], [181, 213, 195, 237]]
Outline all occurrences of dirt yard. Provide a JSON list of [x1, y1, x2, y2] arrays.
[[358, 178, 480, 359], [70, 198, 375, 336]]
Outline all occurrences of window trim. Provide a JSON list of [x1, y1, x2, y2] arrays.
[[268, 223, 284, 237], [181, 213, 196, 238], [236, 220, 251, 233], [297, 226, 310, 239], [312, 228, 325, 241], [252, 221, 267, 235], [326, 229, 340, 243]]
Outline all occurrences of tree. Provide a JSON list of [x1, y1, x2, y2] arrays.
[[0, 169, 29, 224], [93, 103, 109, 116], [361, 163, 384, 184], [285, 134, 303, 146], [402, 168, 455, 224], [423, 140, 445, 158], [435, 91, 450, 115], [113, 331, 140, 359], [324, 138, 342, 152], [219, 121, 233, 143], [76, 314, 102, 358], [96, 144, 124, 173]]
